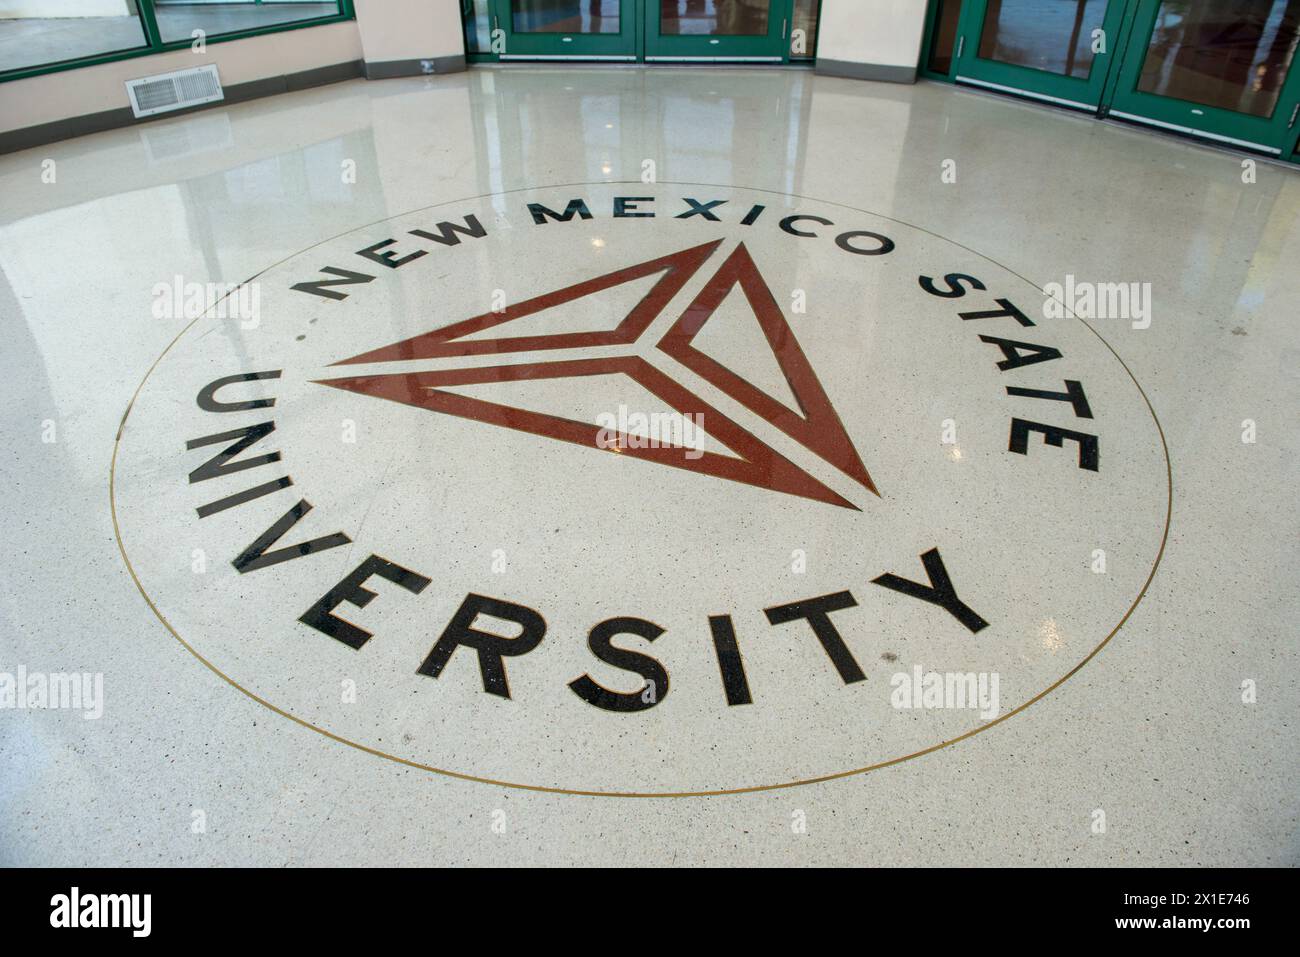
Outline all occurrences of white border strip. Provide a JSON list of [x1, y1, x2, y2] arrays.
[[498, 54, 637, 61], [1107, 110, 1280, 154], [955, 75, 1096, 112], [645, 56, 785, 62]]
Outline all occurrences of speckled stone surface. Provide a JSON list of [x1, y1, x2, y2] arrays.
[[0, 67, 1295, 865]]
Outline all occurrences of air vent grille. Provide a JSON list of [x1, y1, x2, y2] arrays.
[[125, 65, 224, 119]]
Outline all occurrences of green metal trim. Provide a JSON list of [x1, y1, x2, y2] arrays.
[[953, 0, 1129, 110], [645, 0, 790, 61], [0, 2, 354, 85], [1107, 0, 1300, 153], [491, 0, 638, 58], [468, 1, 810, 64]]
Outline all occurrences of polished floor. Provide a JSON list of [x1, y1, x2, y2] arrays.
[[0, 66, 1296, 865]]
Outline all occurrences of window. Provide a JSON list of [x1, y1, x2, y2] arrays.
[[0, 0, 354, 81]]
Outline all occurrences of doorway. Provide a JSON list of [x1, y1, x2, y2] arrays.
[[923, 0, 1300, 158], [468, 1, 819, 64]]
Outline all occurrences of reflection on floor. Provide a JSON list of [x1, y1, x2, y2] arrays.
[[0, 3, 338, 74]]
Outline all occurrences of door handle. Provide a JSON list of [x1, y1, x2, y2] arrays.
[[957, 36, 965, 59], [1289, 103, 1299, 129], [782, 19, 787, 40]]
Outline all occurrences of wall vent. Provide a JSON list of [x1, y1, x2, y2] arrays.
[[125, 65, 224, 119]]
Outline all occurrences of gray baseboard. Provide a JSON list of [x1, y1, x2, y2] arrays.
[[814, 59, 917, 85], [0, 60, 363, 155], [363, 55, 467, 80]]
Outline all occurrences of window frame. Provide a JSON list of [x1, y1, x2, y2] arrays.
[[0, 0, 356, 84]]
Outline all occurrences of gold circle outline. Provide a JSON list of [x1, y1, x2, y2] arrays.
[[110, 181, 1173, 798]]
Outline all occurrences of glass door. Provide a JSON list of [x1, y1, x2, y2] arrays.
[[1108, 0, 1300, 154], [645, 1, 790, 62], [953, 0, 1130, 110], [493, 0, 638, 60]]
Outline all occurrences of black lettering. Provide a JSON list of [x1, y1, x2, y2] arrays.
[[196, 370, 281, 412], [764, 591, 865, 685], [528, 199, 593, 224], [1009, 418, 1100, 471], [960, 298, 1036, 327], [356, 239, 426, 269], [290, 267, 376, 301], [835, 230, 895, 256], [780, 214, 833, 238], [186, 422, 279, 483], [978, 334, 1062, 371], [707, 614, 752, 706], [196, 476, 292, 519], [676, 198, 726, 221], [1007, 379, 1093, 419], [299, 555, 432, 651], [613, 196, 655, 218], [408, 213, 487, 246], [918, 273, 986, 299], [417, 594, 545, 699], [568, 617, 670, 713], [231, 499, 351, 573], [871, 548, 989, 634]]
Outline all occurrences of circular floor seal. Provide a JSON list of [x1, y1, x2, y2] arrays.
[[112, 182, 1170, 796]]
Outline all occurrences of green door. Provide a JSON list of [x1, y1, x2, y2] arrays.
[[494, 0, 638, 60], [1107, 0, 1300, 155], [645, 0, 790, 62], [953, 0, 1130, 110]]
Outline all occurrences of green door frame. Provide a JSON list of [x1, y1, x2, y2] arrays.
[[645, 0, 792, 63], [1106, 0, 1300, 156], [922, 0, 1300, 160], [492, 0, 639, 61], [487, 1, 798, 64], [951, 0, 1130, 112]]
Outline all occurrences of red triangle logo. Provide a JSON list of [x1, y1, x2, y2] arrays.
[[315, 241, 876, 508]]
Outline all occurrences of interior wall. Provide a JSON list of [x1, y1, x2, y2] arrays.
[[815, 0, 928, 82], [354, 0, 464, 68], [0, 19, 362, 135], [0, 1, 129, 16]]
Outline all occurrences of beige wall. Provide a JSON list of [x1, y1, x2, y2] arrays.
[[817, 0, 928, 70], [354, 0, 464, 64], [0, 20, 362, 133], [0, 1, 129, 16]]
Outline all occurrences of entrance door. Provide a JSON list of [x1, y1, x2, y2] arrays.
[[494, 0, 638, 60], [1107, 0, 1300, 155], [953, 0, 1130, 110], [645, 1, 790, 62]]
